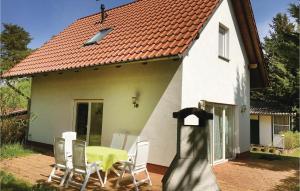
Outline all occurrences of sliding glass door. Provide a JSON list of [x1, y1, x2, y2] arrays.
[[74, 100, 103, 146], [206, 104, 235, 164], [214, 107, 224, 162]]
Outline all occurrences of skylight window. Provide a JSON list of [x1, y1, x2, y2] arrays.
[[84, 28, 112, 46]]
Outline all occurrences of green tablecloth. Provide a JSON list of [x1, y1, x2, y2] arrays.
[[86, 146, 128, 171]]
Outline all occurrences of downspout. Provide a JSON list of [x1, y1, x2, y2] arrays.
[[6, 80, 31, 144]]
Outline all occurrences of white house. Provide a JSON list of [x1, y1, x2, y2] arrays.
[[3, 0, 267, 167]]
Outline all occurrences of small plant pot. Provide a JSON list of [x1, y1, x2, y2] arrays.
[[268, 148, 275, 153], [260, 148, 266, 152]]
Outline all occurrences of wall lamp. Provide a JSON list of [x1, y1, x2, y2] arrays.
[[132, 96, 139, 108], [241, 105, 247, 113]]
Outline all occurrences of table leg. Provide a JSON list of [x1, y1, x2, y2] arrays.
[[104, 169, 109, 184]]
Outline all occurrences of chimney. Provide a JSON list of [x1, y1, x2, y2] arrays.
[[100, 4, 106, 23]]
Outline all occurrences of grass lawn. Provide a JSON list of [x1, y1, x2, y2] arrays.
[[0, 171, 55, 191], [283, 148, 300, 158], [0, 144, 34, 160]]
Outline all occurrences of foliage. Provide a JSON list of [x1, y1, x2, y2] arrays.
[[282, 131, 300, 150], [0, 171, 56, 191], [0, 24, 33, 144], [0, 23, 32, 72], [251, 3, 300, 130], [0, 117, 28, 145], [0, 79, 31, 110], [0, 144, 34, 159]]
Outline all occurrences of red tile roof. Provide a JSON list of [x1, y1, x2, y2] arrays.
[[3, 0, 220, 78]]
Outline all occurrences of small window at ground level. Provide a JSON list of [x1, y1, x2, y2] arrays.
[[273, 116, 290, 134], [218, 24, 229, 60], [84, 28, 112, 46]]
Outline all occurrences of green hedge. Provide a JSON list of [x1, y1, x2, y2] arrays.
[[283, 131, 300, 150]]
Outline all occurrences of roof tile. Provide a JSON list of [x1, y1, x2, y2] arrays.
[[3, 0, 220, 77]]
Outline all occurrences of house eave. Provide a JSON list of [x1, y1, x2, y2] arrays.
[[2, 55, 182, 79], [231, 0, 269, 89]]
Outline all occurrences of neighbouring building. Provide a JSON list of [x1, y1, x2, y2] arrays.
[[250, 104, 296, 148]]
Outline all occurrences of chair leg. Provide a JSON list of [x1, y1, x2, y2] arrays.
[[65, 171, 73, 188], [47, 166, 56, 182], [116, 164, 126, 187], [111, 166, 121, 176], [59, 168, 69, 187], [130, 169, 139, 191], [96, 168, 104, 187], [145, 169, 152, 186], [80, 172, 90, 191], [130, 167, 139, 191]]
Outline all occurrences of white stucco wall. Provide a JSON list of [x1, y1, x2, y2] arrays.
[[181, 0, 250, 153], [259, 115, 272, 146], [29, 60, 181, 166]]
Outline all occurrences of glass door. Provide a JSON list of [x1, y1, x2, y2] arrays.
[[74, 100, 103, 145], [213, 107, 224, 162], [206, 103, 235, 164]]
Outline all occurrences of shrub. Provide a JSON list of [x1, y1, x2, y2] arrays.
[[282, 131, 300, 150], [0, 118, 28, 145]]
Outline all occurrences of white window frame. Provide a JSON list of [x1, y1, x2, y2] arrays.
[[218, 24, 229, 61], [272, 115, 290, 135], [72, 99, 103, 145]]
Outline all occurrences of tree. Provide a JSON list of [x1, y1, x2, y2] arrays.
[[0, 24, 32, 110], [251, 3, 299, 130], [0, 23, 32, 72]]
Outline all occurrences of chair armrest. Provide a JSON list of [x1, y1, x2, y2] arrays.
[[118, 161, 133, 166], [95, 161, 102, 165], [128, 154, 135, 162]]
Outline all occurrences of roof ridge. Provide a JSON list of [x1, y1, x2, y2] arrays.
[[77, 0, 143, 21]]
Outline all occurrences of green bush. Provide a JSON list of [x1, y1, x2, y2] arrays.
[[0, 118, 28, 145], [282, 131, 300, 150], [0, 143, 34, 159]]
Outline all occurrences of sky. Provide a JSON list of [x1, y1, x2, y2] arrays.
[[1, 0, 298, 49]]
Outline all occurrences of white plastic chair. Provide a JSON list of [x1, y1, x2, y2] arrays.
[[62, 131, 77, 157], [110, 133, 126, 149], [124, 135, 140, 160], [117, 141, 152, 191], [65, 140, 104, 191], [47, 137, 72, 186]]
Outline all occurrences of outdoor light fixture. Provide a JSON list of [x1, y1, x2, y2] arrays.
[[241, 105, 247, 113], [132, 96, 139, 108]]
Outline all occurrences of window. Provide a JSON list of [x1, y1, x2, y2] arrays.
[[218, 25, 229, 60], [273, 116, 290, 134], [74, 100, 103, 145], [84, 28, 112, 46]]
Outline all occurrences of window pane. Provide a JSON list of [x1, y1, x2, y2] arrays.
[[219, 29, 225, 56], [274, 116, 289, 125], [89, 102, 103, 146], [225, 107, 234, 158], [219, 26, 228, 58], [84, 28, 112, 46], [75, 103, 89, 141], [214, 107, 223, 161]]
